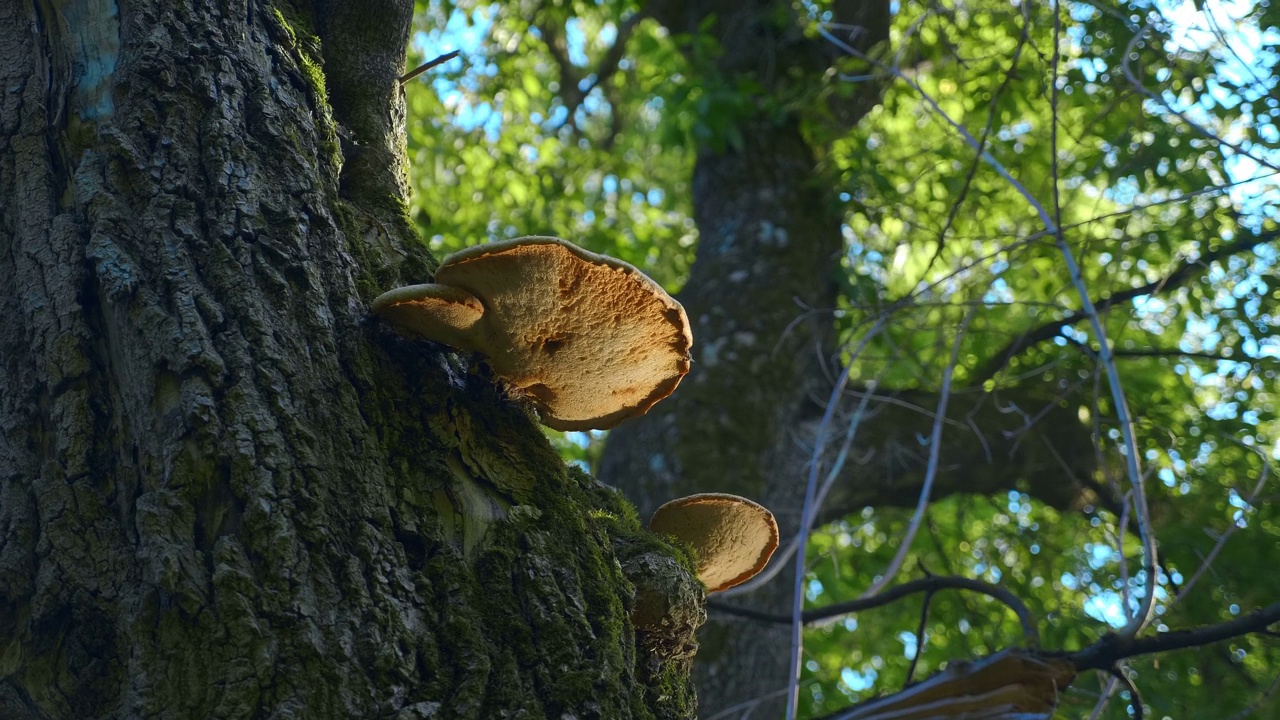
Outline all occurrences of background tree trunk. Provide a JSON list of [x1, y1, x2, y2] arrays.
[[0, 2, 698, 717], [599, 2, 1102, 716]]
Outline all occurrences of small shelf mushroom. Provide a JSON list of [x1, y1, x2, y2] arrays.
[[649, 493, 779, 593], [372, 236, 693, 431]]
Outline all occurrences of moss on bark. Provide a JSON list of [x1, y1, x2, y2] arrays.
[[0, 2, 701, 718]]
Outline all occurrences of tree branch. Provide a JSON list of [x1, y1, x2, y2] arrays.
[[804, 605, 1280, 720], [1060, 335, 1280, 366], [905, 586, 936, 684], [398, 50, 460, 84], [1122, 20, 1280, 175], [534, 16, 584, 122], [972, 228, 1278, 385], [578, 11, 645, 100], [1070, 602, 1280, 671], [808, 385, 1106, 523], [709, 573, 1040, 645], [536, 9, 645, 132], [917, 5, 1031, 285], [813, 648, 1075, 720]]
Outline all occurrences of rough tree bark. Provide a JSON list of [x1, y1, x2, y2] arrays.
[[599, 1, 1101, 716], [0, 2, 701, 718]]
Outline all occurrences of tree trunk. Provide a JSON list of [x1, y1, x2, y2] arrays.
[[599, 2, 1101, 716], [0, 2, 699, 718]]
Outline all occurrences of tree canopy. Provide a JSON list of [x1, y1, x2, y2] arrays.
[[404, 0, 1278, 717]]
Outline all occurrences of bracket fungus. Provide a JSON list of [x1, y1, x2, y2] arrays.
[[649, 493, 779, 593], [372, 236, 692, 430]]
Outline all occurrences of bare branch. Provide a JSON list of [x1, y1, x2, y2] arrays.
[[904, 584, 935, 684], [766, 522, 1278, 720], [803, 605, 1280, 720], [577, 12, 645, 100], [534, 16, 585, 123], [1225, 671, 1280, 720], [718, 377, 883, 599], [1052, 0, 1153, 634], [823, 7, 1160, 637], [1108, 347, 1278, 364], [1106, 666, 1146, 720], [787, 319, 889, 720], [708, 573, 1040, 645], [1172, 440, 1272, 607], [1086, 674, 1121, 720], [1122, 20, 1280, 174], [814, 649, 1075, 720], [858, 306, 973, 599], [1071, 602, 1280, 671], [805, 383, 1106, 524], [916, 3, 1031, 284], [973, 228, 1278, 384]]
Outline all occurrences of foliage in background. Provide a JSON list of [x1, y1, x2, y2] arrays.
[[405, 0, 1280, 717], [407, 0, 696, 288]]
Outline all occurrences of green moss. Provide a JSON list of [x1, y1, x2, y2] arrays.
[[268, 4, 341, 171], [576, 469, 698, 576], [267, 4, 432, 299], [352, 350, 702, 717], [270, 8, 297, 46]]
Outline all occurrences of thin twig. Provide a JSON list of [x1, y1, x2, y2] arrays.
[[1121, 19, 1280, 174], [917, 2, 1033, 284], [1109, 665, 1146, 720], [702, 687, 791, 720], [786, 319, 889, 720], [857, 305, 974, 599], [818, 17, 1161, 639], [1070, 601, 1280, 670], [971, 229, 1277, 384], [1086, 674, 1120, 720], [1051, 0, 1157, 637], [1224, 671, 1280, 720], [904, 588, 935, 684], [1063, 338, 1280, 365], [719, 377, 883, 598], [576, 11, 645, 101], [537, 9, 645, 133], [1172, 439, 1272, 607], [709, 574, 1040, 645]]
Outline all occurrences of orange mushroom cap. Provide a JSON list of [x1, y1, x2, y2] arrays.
[[373, 236, 692, 430], [650, 493, 780, 593]]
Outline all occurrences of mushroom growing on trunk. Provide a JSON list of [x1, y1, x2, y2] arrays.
[[649, 493, 780, 593], [372, 236, 693, 430]]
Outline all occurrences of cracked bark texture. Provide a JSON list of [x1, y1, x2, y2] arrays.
[[598, 1, 1100, 716], [0, 2, 701, 718]]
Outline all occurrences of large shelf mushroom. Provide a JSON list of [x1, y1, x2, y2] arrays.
[[649, 493, 779, 593], [372, 236, 693, 431]]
